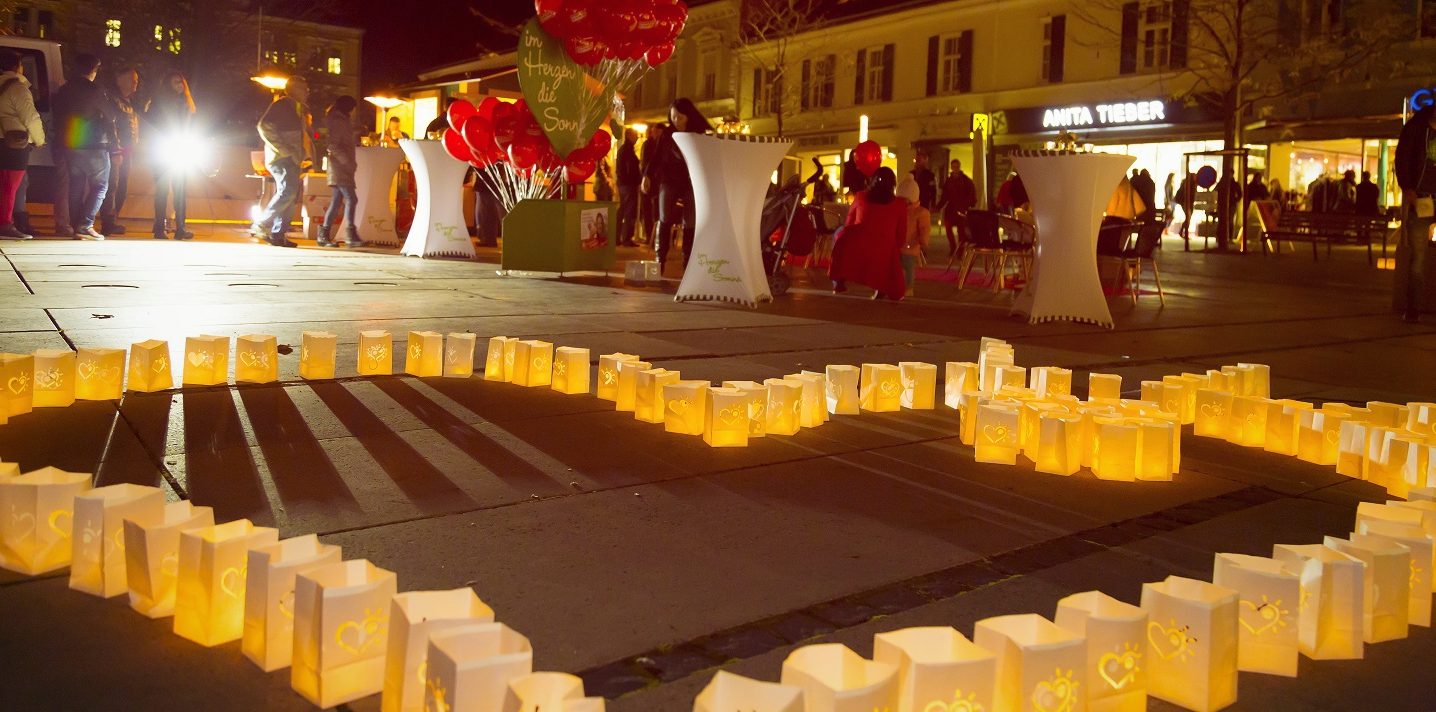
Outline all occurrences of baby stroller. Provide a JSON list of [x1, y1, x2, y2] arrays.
[[760, 158, 829, 296]]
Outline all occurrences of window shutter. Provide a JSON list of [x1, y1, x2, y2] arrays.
[[926, 35, 939, 97], [957, 30, 973, 93], [1119, 1, 1138, 74], [1050, 15, 1066, 82], [801, 59, 811, 110], [1170, 0, 1189, 69], [824, 53, 836, 106], [854, 49, 866, 104], [751, 68, 761, 116], [881, 43, 894, 102]]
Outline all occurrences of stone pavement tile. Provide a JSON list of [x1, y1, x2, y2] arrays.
[[1180, 436, 1354, 495], [418, 374, 621, 424], [0, 330, 72, 353], [0, 307, 53, 332]]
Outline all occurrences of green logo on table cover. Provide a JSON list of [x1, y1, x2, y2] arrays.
[[517, 19, 612, 159]]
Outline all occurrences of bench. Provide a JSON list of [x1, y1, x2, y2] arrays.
[[1261, 209, 1394, 263]]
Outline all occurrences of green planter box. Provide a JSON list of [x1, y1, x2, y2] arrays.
[[501, 199, 617, 273]]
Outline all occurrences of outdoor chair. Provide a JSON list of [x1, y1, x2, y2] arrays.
[[955, 209, 1032, 293], [1113, 221, 1167, 305]]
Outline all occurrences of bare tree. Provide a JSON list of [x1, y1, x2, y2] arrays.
[[1076, 0, 1407, 249], [738, 0, 832, 136]]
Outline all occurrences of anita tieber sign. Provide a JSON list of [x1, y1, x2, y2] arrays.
[[1042, 100, 1166, 129]]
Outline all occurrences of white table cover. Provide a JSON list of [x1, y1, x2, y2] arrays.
[[1010, 151, 1134, 328], [398, 139, 475, 260], [673, 133, 793, 307], [354, 146, 404, 247]]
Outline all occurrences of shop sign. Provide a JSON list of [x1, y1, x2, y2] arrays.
[[1042, 100, 1166, 129], [1410, 88, 1435, 111], [996, 97, 1207, 136]]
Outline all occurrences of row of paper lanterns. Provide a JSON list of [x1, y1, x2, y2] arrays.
[[692, 496, 1436, 712], [0, 465, 603, 712]]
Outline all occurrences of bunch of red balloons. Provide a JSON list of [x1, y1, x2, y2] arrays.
[[534, 0, 688, 66], [441, 97, 612, 183]]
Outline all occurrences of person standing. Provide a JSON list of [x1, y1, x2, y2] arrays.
[[147, 71, 195, 240], [1335, 169, 1358, 213], [910, 152, 937, 211], [934, 158, 975, 256], [1245, 171, 1270, 202], [252, 76, 312, 248], [1356, 171, 1380, 216], [99, 66, 139, 235], [615, 127, 640, 246], [593, 156, 614, 202], [52, 53, 116, 241], [1132, 168, 1157, 221], [0, 49, 42, 240], [1395, 104, 1436, 323], [897, 175, 930, 298], [381, 116, 409, 147], [638, 122, 665, 245], [319, 95, 361, 248], [642, 100, 709, 271]]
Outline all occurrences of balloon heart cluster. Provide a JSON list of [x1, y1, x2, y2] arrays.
[[441, 97, 612, 188], [535, 0, 688, 67]]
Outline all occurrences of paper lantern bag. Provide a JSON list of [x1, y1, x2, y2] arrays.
[[779, 643, 899, 712], [944, 361, 978, 409], [791, 371, 829, 426], [75, 347, 125, 400], [486, 337, 517, 382], [596, 353, 639, 400], [722, 380, 768, 438], [1353, 523, 1433, 627], [973, 402, 1021, 465], [1271, 544, 1365, 660], [444, 333, 477, 378], [503, 672, 587, 712], [1324, 535, 1410, 643], [1032, 366, 1073, 399], [1139, 576, 1239, 712], [128, 339, 173, 392], [383, 589, 496, 712], [236, 334, 279, 383], [0, 352, 33, 417], [693, 671, 803, 712], [1054, 590, 1147, 712], [242, 534, 344, 671], [421, 622, 532, 712], [1089, 372, 1122, 401], [182, 335, 229, 386], [31, 348, 76, 407], [899, 362, 938, 410], [826, 365, 860, 415], [705, 387, 750, 447], [972, 614, 1086, 712], [512, 340, 554, 387], [1034, 412, 1084, 476], [299, 332, 337, 380], [635, 368, 680, 424], [665, 381, 711, 436], [292, 559, 400, 708], [762, 378, 802, 437], [68, 483, 164, 598], [1211, 553, 1300, 677], [614, 359, 652, 412], [173, 519, 279, 647], [358, 330, 394, 376], [0, 467, 92, 575], [123, 501, 214, 618], [404, 331, 444, 378], [872, 626, 996, 712], [551, 346, 590, 395], [860, 363, 902, 413]]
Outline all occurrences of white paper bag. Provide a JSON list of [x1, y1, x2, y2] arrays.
[[1054, 591, 1147, 712], [383, 588, 497, 712], [873, 626, 996, 712], [898, 362, 937, 410], [944, 361, 978, 409], [291, 559, 400, 708], [123, 501, 214, 618], [1139, 576, 1239, 712], [68, 483, 164, 598], [972, 613, 1086, 712], [1271, 544, 1365, 660], [1211, 553, 1301, 677], [1351, 522, 1433, 627], [422, 622, 532, 712], [1324, 535, 1409, 643], [174, 519, 279, 647], [242, 534, 343, 671], [693, 670, 804, 712], [780, 643, 898, 712], [0, 467, 93, 575], [502, 671, 586, 712]]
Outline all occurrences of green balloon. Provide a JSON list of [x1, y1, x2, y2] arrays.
[[517, 19, 613, 159]]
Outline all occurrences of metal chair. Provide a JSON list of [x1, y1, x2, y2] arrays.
[[1115, 221, 1167, 304], [956, 209, 1032, 292]]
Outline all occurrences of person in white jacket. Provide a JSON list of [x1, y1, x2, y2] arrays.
[[0, 49, 43, 239]]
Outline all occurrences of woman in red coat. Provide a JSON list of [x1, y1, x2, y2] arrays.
[[830, 167, 908, 300]]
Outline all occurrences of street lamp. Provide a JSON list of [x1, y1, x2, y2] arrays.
[[251, 73, 289, 92], [365, 94, 405, 142]]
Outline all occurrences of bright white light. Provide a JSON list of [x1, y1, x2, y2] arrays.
[[859, 114, 869, 143], [156, 132, 216, 175], [249, 204, 264, 222]]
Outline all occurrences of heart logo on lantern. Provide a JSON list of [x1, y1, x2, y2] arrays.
[[1199, 402, 1224, 419], [1147, 620, 1196, 662], [553, 360, 567, 376], [410, 343, 423, 361], [300, 346, 311, 363], [7, 371, 28, 394], [532, 357, 548, 372], [1239, 596, 1288, 636], [1097, 644, 1142, 690], [47, 509, 72, 538], [445, 346, 459, 363], [108, 528, 125, 558], [33, 368, 62, 391], [187, 350, 212, 368], [1031, 669, 1077, 712], [77, 361, 98, 381], [220, 564, 247, 599], [922, 690, 985, 712], [601, 368, 617, 386], [9, 507, 35, 542], [98, 366, 120, 384], [1325, 428, 1340, 446], [668, 399, 690, 417], [718, 406, 744, 428], [982, 424, 1014, 445], [366, 344, 388, 365], [240, 351, 269, 369], [153, 356, 168, 374], [880, 380, 900, 398], [335, 607, 387, 656], [278, 589, 296, 619], [160, 551, 179, 579]]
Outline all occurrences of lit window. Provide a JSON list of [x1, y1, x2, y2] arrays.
[[167, 27, 181, 54], [327, 56, 342, 75], [104, 19, 121, 47]]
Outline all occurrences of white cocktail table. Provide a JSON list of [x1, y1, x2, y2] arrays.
[[398, 139, 474, 259]]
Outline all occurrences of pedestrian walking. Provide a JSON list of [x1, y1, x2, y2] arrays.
[[1395, 103, 1436, 323], [319, 95, 362, 248], [147, 71, 195, 240], [252, 76, 312, 248], [1356, 171, 1380, 216], [897, 175, 930, 299], [934, 158, 975, 256], [642, 99, 709, 271], [99, 65, 139, 235], [52, 53, 117, 241], [638, 123, 665, 246], [615, 128, 640, 246], [0, 49, 43, 240], [1175, 172, 1196, 236], [909, 152, 937, 211], [829, 167, 907, 300]]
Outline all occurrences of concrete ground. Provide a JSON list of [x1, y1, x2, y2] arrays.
[[0, 219, 1433, 711]]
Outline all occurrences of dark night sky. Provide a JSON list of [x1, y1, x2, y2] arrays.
[[340, 0, 536, 93]]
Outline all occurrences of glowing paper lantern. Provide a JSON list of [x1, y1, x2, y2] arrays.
[[422, 622, 533, 712], [1034, 411, 1084, 476], [510, 340, 553, 388], [1335, 420, 1372, 479], [896, 362, 938, 411], [1237, 362, 1270, 398], [173, 519, 279, 647], [228, 334, 276, 384], [994, 365, 1027, 394], [1229, 395, 1270, 447], [1161, 375, 1197, 424], [779, 643, 899, 712], [1366, 427, 1429, 498], [75, 347, 125, 400], [1135, 417, 1178, 481], [1019, 401, 1065, 457], [973, 614, 1085, 712], [358, 330, 394, 376], [551, 347, 591, 395], [383, 589, 496, 712], [123, 501, 214, 618], [68, 483, 164, 597], [1194, 389, 1234, 439], [1092, 417, 1139, 482], [1139, 576, 1239, 712], [1408, 402, 1436, 437], [485, 337, 517, 382], [1367, 401, 1409, 428], [299, 331, 337, 380], [957, 390, 984, 446], [1352, 519, 1433, 626], [721, 380, 768, 438], [693, 670, 803, 712], [1089, 372, 1122, 401], [182, 335, 230, 386], [705, 387, 750, 447], [1211, 553, 1300, 677], [126, 339, 172, 392], [1054, 590, 1148, 712], [1271, 543, 1366, 660], [613, 359, 652, 412], [444, 333, 477, 378], [872, 627, 996, 712], [635, 368, 680, 424], [31, 348, 75, 407], [858, 364, 901, 413], [790, 371, 829, 426], [763, 378, 803, 437], [663, 381, 710, 436], [973, 402, 1021, 465], [1139, 380, 1165, 411], [1296, 408, 1348, 465], [242, 534, 344, 671], [0, 466, 92, 575], [1263, 400, 1313, 456], [826, 365, 860, 415], [291, 559, 399, 708], [503, 672, 587, 712], [1324, 535, 1409, 643], [978, 346, 1013, 395], [596, 353, 639, 400], [1031, 366, 1073, 400], [1205, 369, 1231, 394], [404, 331, 444, 378], [944, 361, 978, 409]]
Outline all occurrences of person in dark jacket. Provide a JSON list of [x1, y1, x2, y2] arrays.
[[642, 99, 709, 271], [1131, 168, 1157, 221], [638, 122, 665, 245], [252, 76, 312, 247], [1355, 171, 1380, 216], [1244, 171, 1270, 202], [52, 54, 117, 240], [1395, 104, 1436, 322], [909, 152, 937, 210], [615, 128, 640, 246], [147, 71, 195, 240], [99, 66, 139, 235], [934, 158, 976, 256], [319, 95, 361, 248], [1175, 172, 1196, 237]]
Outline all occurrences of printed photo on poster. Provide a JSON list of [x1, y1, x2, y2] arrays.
[[580, 208, 609, 250]]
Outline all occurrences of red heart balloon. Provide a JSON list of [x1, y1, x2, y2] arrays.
[[565, 35, 607, 65], [853, 140, 882, 177], [509, 138, 540, 170], [565, 155, 597, 182], [442, 128, 474, 163], [461, 115, 493, 154], [644, 42, 674, 66], [586, 129, 613, 155], [446, 99, 477, 133], [476, 97, 502, 122], [535, 0, 567, 36], [493, 115, 518, 149]]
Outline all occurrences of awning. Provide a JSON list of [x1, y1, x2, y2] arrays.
[[398, 66, 519, 94]]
